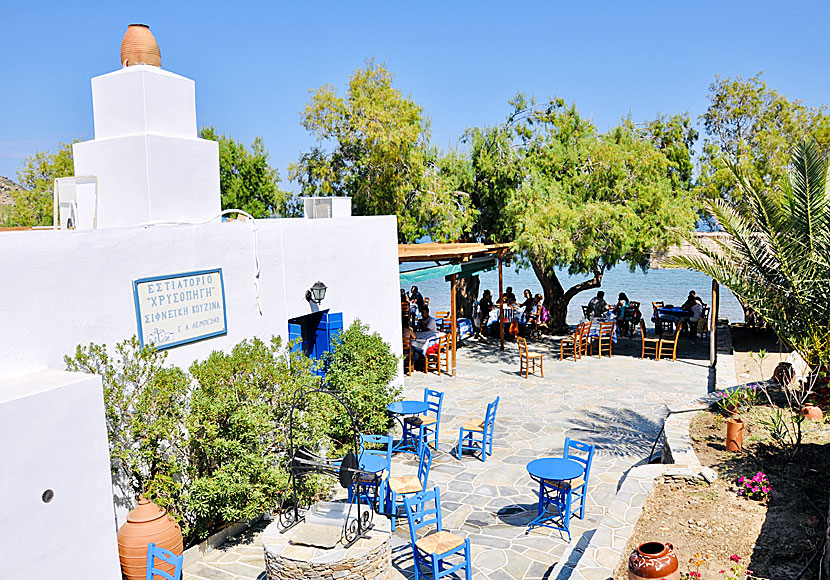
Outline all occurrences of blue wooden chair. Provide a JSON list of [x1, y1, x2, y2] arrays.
[[146, 543, 183, 580], [403, 487, 472, 580], [404, 389, 444, 452], [385, 443, 432, 531], [543, 437, 595, 520], [349, 433, 393, 508], [456, 396, 499, 462]]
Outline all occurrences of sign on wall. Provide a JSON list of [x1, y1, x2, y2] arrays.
[[133, 269, 227, 349]]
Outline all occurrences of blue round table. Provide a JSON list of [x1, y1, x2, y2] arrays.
[[526, 458, 584, 538], [387, 401, 429, 453]]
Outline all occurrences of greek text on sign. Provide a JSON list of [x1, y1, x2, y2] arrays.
[[133, 269, 228, 349]]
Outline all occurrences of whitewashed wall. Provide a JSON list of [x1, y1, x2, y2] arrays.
[[0, 215, 402, 380]]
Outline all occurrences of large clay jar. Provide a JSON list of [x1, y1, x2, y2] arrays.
[[801, 403, 824, 421], [628, 542, 680, 580], [117, 495, 183, 580], [772, 362, 795, 386], [726, 417, 744, 452], [121, 24, 161, 67]]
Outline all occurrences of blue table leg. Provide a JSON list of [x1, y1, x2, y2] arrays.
[[526, 478, 573, 540]]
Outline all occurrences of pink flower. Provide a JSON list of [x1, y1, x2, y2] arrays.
[[730, 554, 742, 562]]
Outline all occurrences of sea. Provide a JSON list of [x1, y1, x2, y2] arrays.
[[400, 263, 744, 326]]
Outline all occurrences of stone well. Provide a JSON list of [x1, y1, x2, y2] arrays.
[[262, 515, 392, 580]]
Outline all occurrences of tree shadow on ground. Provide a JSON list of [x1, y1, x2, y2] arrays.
[[564, 407, 664, 458]]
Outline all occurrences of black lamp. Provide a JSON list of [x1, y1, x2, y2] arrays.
[[306, 281, 327, 304]]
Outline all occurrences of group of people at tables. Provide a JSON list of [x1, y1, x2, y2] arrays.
[[582, 289, 707, 339], [476, 286, 544, 339]]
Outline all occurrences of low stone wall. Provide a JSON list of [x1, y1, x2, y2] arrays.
[[262, 516, 391, 580]]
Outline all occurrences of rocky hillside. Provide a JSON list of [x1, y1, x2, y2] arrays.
[[0, 175, 22, 206]]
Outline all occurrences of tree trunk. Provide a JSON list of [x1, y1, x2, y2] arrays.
[[531, 260, 604, 334], [455, 275, 480, 319]]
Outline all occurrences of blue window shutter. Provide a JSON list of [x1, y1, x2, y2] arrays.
[[327, 313, 343, 346], [288, 323, 302, 354]]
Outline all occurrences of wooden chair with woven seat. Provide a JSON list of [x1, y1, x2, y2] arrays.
[[658, 323, 683, 361], [402, 337, 414, 376], [385, 443, 432, 531], [434, 311, 450, 332], [517, 337, 543, 378], [425, 334, 450, 375], [559, 324, 582, 361], [457, 396, 499, 462], [639, 320, 661, 360], [591, 321, 615, 358], [404, 389, 444, 452], [403, 487, 472, 580]]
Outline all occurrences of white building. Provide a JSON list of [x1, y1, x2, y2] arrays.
[[0, 33, 401, 579]]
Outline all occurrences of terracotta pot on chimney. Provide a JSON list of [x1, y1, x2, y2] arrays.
[[117, 495, 183, 580], [121, 24, 161, 67]]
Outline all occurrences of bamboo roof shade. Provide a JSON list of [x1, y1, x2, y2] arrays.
[[398, 242, 510, 263]]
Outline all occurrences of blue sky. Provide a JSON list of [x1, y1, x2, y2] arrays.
[[3, 1, 830, 183]]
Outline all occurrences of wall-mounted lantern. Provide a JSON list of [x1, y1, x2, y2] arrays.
[[306, 281, 328, 304]]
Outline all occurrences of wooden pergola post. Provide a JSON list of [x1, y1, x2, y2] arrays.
[[450, 273, 457, 376], [498, 251, 504, 351], [710, 279, 719, 368]]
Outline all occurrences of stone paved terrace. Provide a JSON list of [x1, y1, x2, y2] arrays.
[[183, 331, 713, 580]]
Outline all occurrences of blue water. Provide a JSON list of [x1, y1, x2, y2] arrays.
[[400, 263, 744, 325]]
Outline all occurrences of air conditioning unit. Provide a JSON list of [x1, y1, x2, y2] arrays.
[[53, 176, 99, 230], [303, 197, 352, 219]]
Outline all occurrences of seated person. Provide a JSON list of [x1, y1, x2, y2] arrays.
[[613, 292, 630, 317], [686, 301, 704, 338], [402, 317, 416, 341], [587, 291, 608, 319], [505, 286, 517, 305], [681, 290, 704, 311], [478, 289, 494, 337], [520, 289, 534, 321], [418, 306, 437, 333]]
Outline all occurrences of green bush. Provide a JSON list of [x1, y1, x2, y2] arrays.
[[64, 337, 190, 523], [321, 320, 400, 446]]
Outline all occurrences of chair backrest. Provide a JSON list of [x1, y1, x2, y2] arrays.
[[403, 487, 443, 550], [599, 321, 615, 337], [516, 336, 528, 355], [578, 321, 592, 336], [639, 319, 648, 337], [424, 297, 430, 307], [146, 543, 183, 580], [563, 437, 595, 482], [360, 433, 393, 465], [402, 336, 412, 355], [652, 301, 664, 318], [484, 396, 500, 441], [423, 389, 444, 421], [417, 443, 433, 489]]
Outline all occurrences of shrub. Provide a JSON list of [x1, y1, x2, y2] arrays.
[[321, 320, 401, 447], [64, 337, 190, 522], [187, 336, 323, 541]]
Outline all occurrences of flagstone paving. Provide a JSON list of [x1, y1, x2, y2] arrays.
[[183, 332, 712, 580]]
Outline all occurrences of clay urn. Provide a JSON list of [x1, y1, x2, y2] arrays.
[[726, 417, 744, 452], [628, 541, 680, 580], [117, 495, 183, 580], [800, 403, 824, 422], [121, 24, 161, 67], [772, 362, 795, 386]]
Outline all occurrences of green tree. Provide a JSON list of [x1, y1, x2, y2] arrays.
[[3, 142, 75, 227], [199, 127, 292, 218], [697, 73, 830, 221], [290, 61, 476, 241], [670, 141, 830, 456], [473, 96, 698, 332]]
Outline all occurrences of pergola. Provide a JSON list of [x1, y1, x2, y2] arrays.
[[399, 242, 511, 375], [649, 233, 730, 368]]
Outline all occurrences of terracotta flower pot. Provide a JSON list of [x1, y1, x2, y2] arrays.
[[117, 495, 183, 580], [121, 24, 161, 67], [726, 417, 744, 452], [800, 403, 824, 421], [772, 362, 794, 386], [628, 541, 680, 580]]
